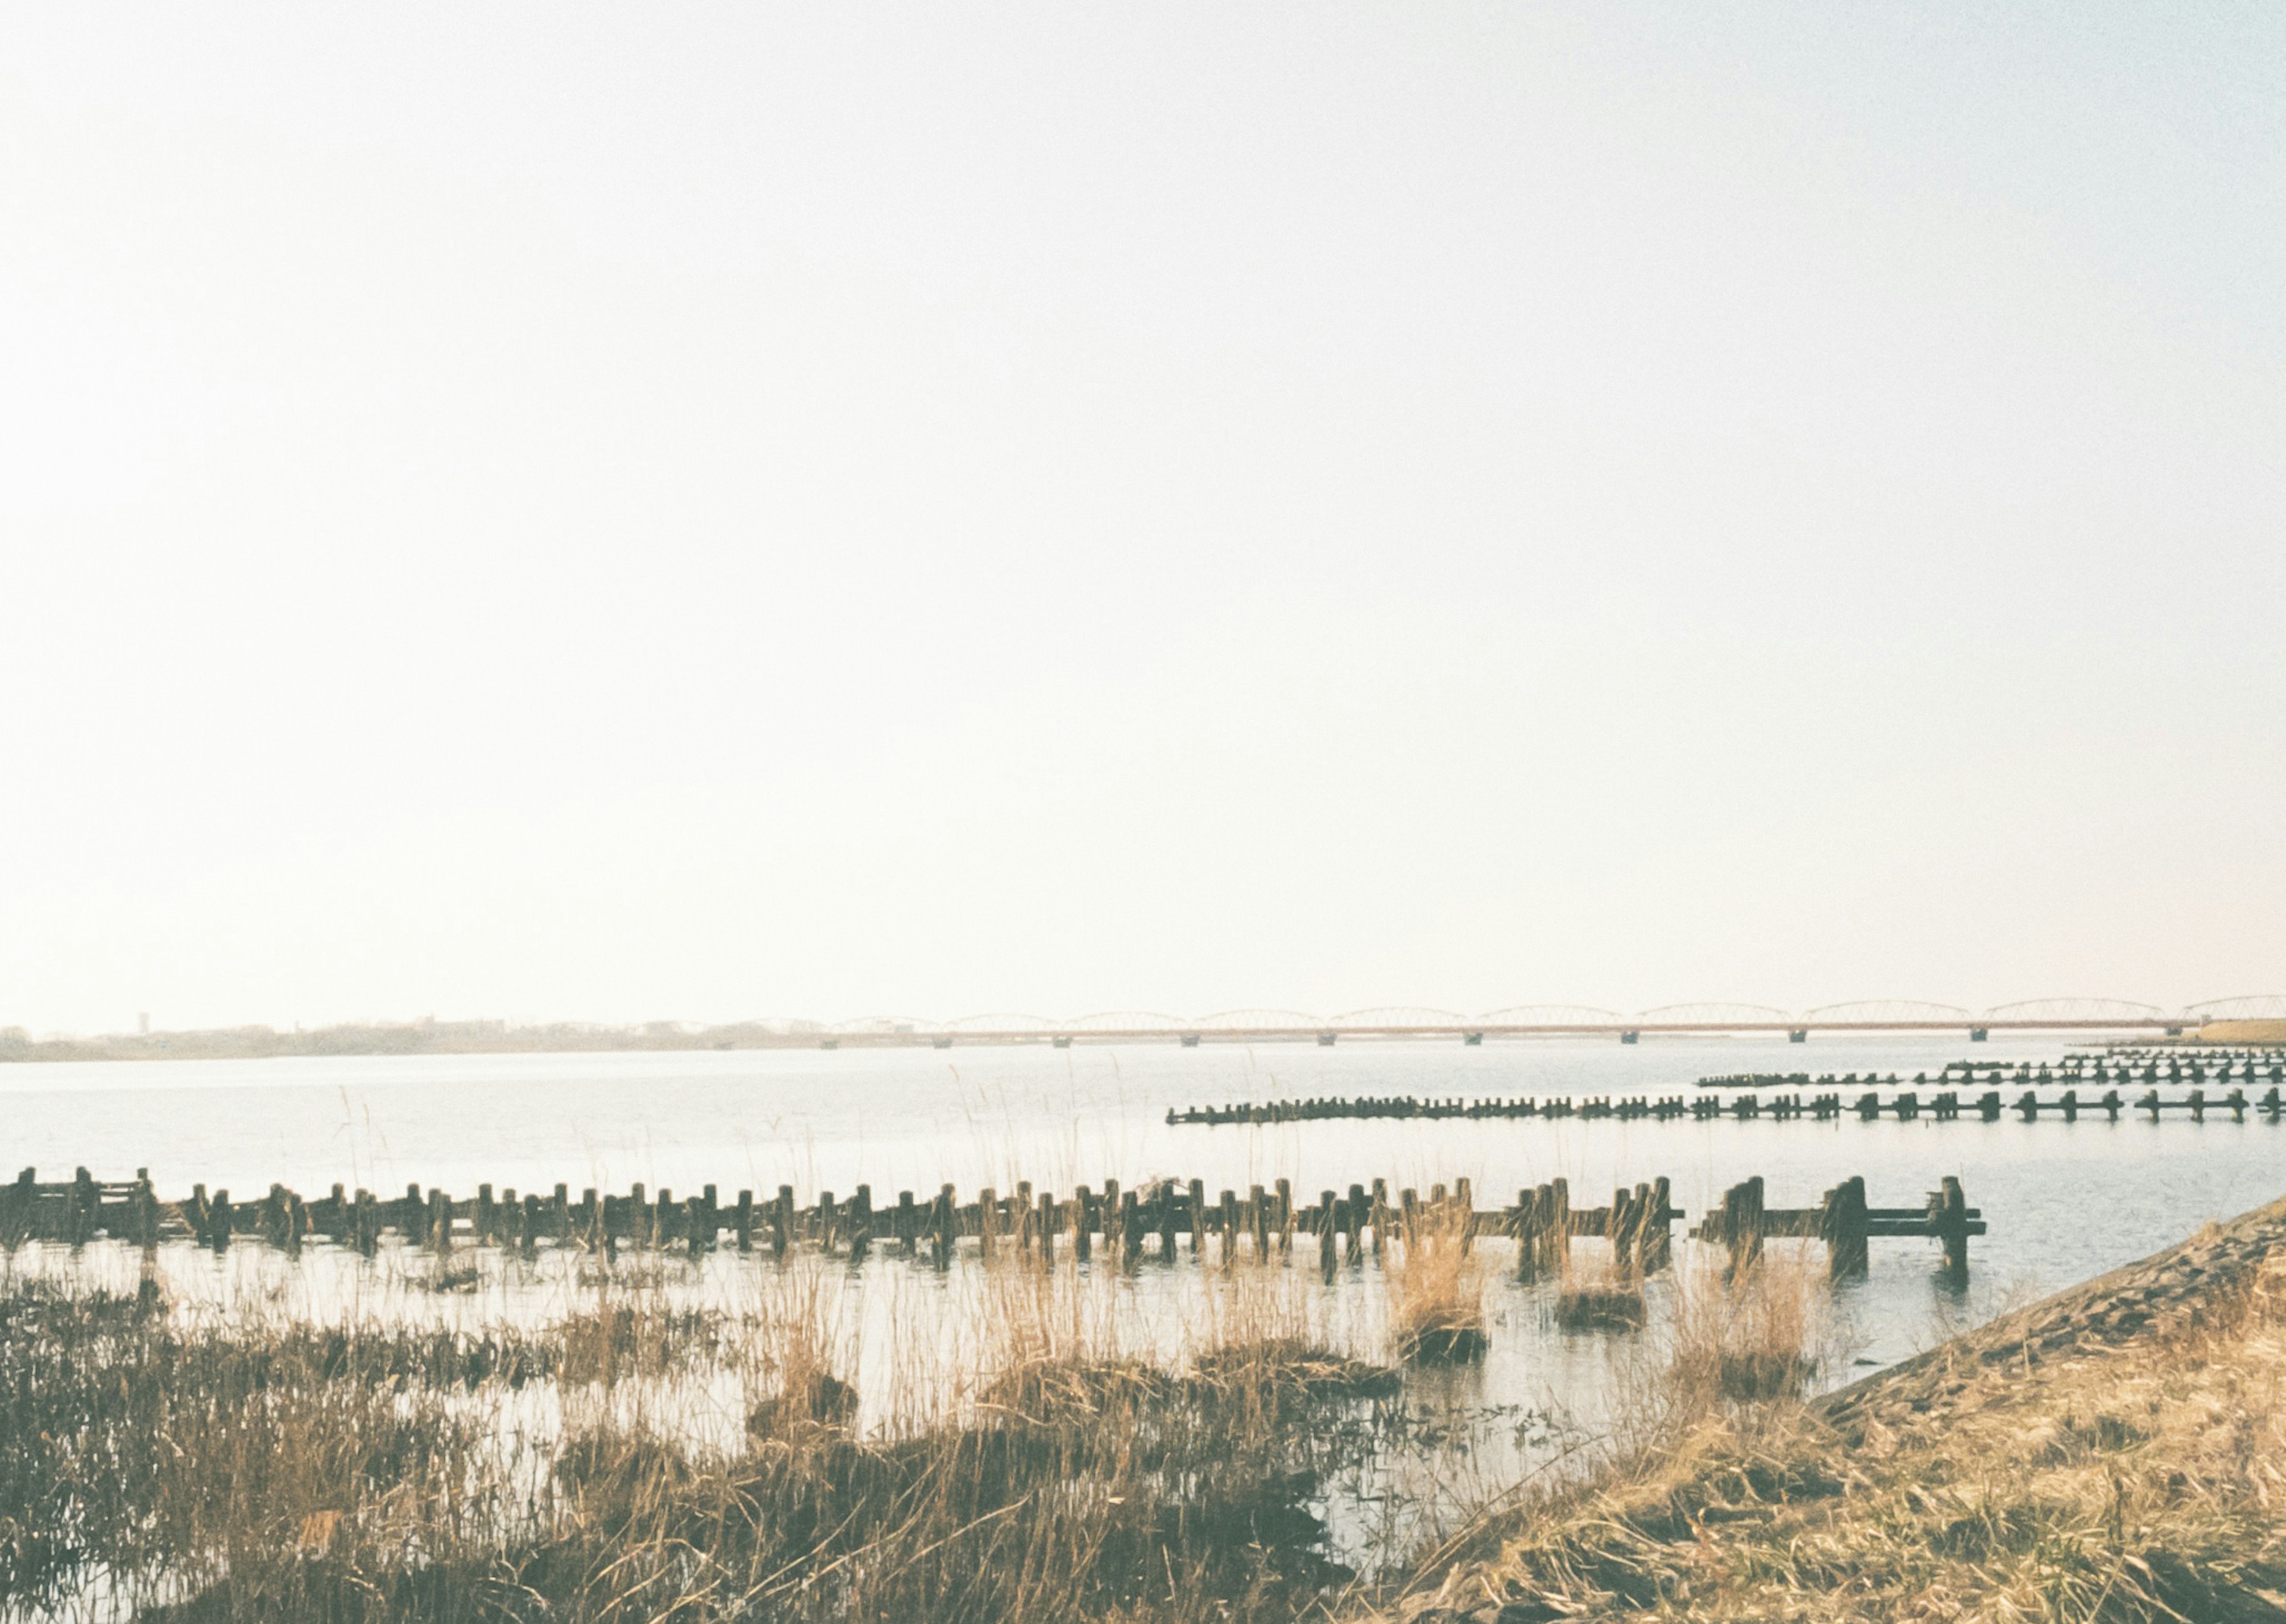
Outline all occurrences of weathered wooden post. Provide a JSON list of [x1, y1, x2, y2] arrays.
[[521, 1194, 541, 1259], [772, 1186, 794, 1257], [1455, 1177, 1475, 1255], [1119, 1190, 1141, 1269], [1037, 1189, 1057, 1264], [1720, 1176, 1765, 1281], [1542, 1179, 1571, 1276], [1609, 1186, 1638, 1281], [1932, 1176, 1970, 1280], [1073, 1185, 1094, 1262], [134, 1170, 160, 1251], [734, 1191, 754, 1253], [933, 1184, 955, 1270], [1188, 1179, 1206, 1257], [1275, 1178, 1294, 1257], [850, 1185, 873, 1261], [1370, 1178, 1389, 1260], [979, 1186, 999, 1259], [1345, 1184, 1367, 1264], [1820, 1175, 1868, 1279], [67, 1167, 97, 1246]]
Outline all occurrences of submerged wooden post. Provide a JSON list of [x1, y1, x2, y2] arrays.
[[735, 1191, 754, 1253], [1038, 1189, 1057, 1264], [1317, 1191, 1338, 1282], [1644, 1176, 1673, 1273], [979, 1186, 998, 1259], [1720, 1176, 1765, 1281], [772, 1186, 794, 1257], [1073, 1185, 1094, 1263], [1821, 1175, 1868, 1279], [1188, 1179, 1206, 1257], [1934, 1175, 1970, 1281], [1542, 1179, 1571, 1276]]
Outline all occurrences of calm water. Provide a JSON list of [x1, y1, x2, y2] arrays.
[[4, 1032, 2277, 1367]]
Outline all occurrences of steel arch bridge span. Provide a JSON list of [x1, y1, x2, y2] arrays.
[[1800, 1000, 1977, 1030], [1329, 1007, 1471, 1033], [2185, 994, 2286, 1023], [1473, 1005, 1629, 1032], [1981, 997, 2173, 1027], [1632, 1002, 1797, 1032]]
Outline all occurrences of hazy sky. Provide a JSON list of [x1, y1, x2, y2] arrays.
[[3, 7, 2282, 1033]]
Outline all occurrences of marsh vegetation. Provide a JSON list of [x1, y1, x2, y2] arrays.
[[0, 1224, 1853, 1623]]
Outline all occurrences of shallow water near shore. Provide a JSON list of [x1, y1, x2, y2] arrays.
[[5, 1033, 2281, 1588]]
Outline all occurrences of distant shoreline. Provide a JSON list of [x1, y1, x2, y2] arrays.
[[0, 1021, 827, 1064], [4, 1016, 2273, 1064]]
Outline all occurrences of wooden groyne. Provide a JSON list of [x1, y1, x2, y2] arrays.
[[1169, 1085, 2286, 1127], [1, 1167, 1986, 1280]]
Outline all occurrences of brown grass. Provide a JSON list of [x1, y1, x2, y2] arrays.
[[0, 1247, 1404, 1624], [1373, 1249, 2286, 1622], [1385, 1206, 1489, 1364]]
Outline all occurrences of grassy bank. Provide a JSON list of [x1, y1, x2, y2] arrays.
[[1378, 1191, 2286, 1623]]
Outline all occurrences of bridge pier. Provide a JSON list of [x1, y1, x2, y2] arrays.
[[1788, 1029, 1808, 1044], [1969, 1027, 1988, 1042], [1620, 1030, 1639, 1045]]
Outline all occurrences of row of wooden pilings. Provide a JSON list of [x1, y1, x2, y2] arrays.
[[4, 1168, 1983, 1281], [1173, 1087, 2286, 1126]]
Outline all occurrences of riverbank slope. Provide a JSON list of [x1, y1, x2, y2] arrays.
[[1384, 1189, 2286, 1622]]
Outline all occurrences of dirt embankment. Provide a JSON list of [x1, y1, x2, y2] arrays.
[[2193, 1020, 2286, 1044], [1385, 1192, 2286, 1623]]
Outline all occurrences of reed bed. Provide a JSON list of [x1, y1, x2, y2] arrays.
[[0, 1214, 1886, 1623], [0, 1238, 1424, 1623]]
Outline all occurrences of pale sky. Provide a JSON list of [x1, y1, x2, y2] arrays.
[[2, 6, 2281, 1035]]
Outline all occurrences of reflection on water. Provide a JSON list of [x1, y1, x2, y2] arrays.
[[4, 1032, 2276, 1365]]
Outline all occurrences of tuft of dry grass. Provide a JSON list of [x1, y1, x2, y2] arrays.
[[1663, 1242, 1828, 1407], [1555, 1245, 1647, 1334], [1386, 1205, 1489, 1364]]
